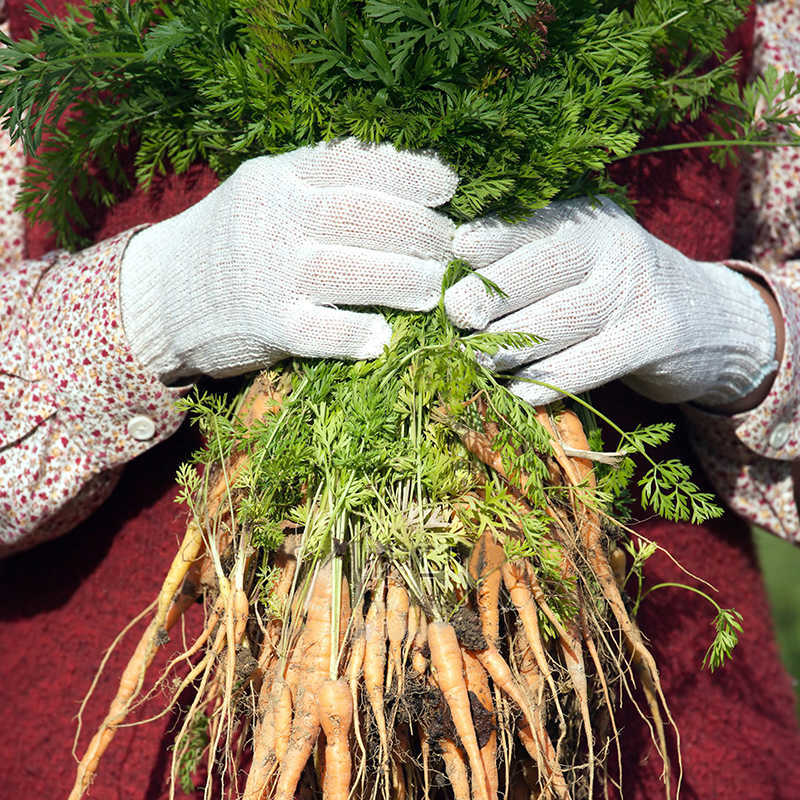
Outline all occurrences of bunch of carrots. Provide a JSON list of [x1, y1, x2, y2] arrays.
[[67, 349, 679, 800]]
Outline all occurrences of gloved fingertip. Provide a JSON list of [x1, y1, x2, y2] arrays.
[[508, 381, 561, 407], [475, 350, 496, 371], [451, 220, 483, 256], [355, 316, 393, 360], [443, 279, 490, 331]]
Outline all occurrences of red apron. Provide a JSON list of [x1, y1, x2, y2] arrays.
[[2, 4, 798, 798]]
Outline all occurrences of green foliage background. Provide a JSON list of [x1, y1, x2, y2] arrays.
[[755, 528, 800, 717]]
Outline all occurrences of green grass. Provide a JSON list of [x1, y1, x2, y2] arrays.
[[753, 526, 800, 716]]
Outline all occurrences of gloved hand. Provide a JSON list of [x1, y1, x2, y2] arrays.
[[120, 138, 457, 383], [444, 197, 778, 407]]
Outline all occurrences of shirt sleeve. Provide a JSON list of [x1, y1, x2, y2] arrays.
[[681, 0, 800, 540], [0, 155, 188, 557]]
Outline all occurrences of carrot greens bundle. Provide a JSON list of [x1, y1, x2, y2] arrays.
[[67, 299, 741, 800]]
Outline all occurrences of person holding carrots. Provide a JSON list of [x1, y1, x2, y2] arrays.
[[2, 1, 800, 799]]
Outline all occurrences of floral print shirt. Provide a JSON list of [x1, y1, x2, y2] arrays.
[[3, 4, 800, 553]]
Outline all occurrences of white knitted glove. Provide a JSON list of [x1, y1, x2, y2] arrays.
[[120, 138, 458, 383], [444, 197, 778, 406]]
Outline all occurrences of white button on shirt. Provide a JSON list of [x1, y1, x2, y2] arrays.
[[127, 414, 156, 441], [769, 421, 791, 450]]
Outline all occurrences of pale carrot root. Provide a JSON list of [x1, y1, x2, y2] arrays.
[[514, 633, 570, 800], [274, 562, 336, 800], [609, 547, 627, 591], [412, 611, 429, 676], [386, 574, 409, 693], [420, 726, 431, 800], [440, 737, 471, 800], [555, 408, 678, 797], [317, 678, 354, 800], [404, 604, 420, 672], [363, 578, 390, 791], [559, 626, 594, 800], [69, 519, 205, 800], [243, 672, 280, 800], [428, 621, 491, 800]]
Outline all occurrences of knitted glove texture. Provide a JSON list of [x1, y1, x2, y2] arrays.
[[121, 138, 458, 383], [444, 197, 777, 406]]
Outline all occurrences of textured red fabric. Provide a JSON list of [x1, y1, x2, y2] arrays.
[[2, 3, 799, 799]]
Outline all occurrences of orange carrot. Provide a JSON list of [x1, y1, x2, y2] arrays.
[[462, 649, 498, 799], [469, 531, 505, 647], [501, 561, 561, 715], [473, 645, 535, 733], [317, 678, 354, 800], [428, 621, 492, 800], [554, 409, 677, 797], [272, 679, 293, 765], [559, 411, 681, 798]]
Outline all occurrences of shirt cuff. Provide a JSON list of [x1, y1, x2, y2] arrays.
[[12, 227, 189, 468]]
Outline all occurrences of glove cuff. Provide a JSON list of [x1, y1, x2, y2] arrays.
[[120, 225, 189, 384], [681, 261, 777, 406]]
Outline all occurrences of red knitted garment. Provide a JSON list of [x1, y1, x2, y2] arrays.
[[1, 3, 798, 798]]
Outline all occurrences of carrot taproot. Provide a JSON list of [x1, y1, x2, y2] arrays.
[[404, 603, 420, 671], [554, 408, 678, 798], [469, 531, 505, 647], [412, 611, 429, 676], [473, 645, 535, 734], [274, 562, 336, 800], [363, 578, 390, 790], [419, 726, 431, 800], [428, 621, 493, 800], [462, 649, 498, 799], [386, 574, 409, 692], [272, 678, 293, 765], [244, 670, 283, 800], [347, 597, 367, 776], [440, 737, 471, 800], [318, 678, 354, 800], [501, 561, 562, 720], [69, 518, 205, 800]]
